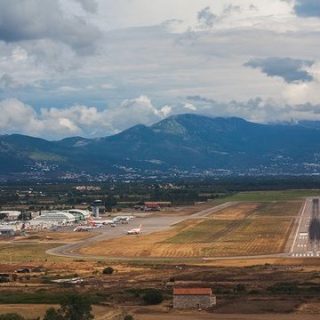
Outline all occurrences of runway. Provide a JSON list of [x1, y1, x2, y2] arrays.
[[46, 202, 236, 260], [290, 197, 320, 258], [46, 199, 320, 261]]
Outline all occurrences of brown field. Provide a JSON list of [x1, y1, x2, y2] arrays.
[[0, 243, 65, 264], [0, 230, 96, 265], [80, 201, 301, 258], [201, 257, 320, 268], [19, 231, 95, 242], [132, 312, 320, 320], [0, 304, 122, 320], [2, 304, 320, 320], [2, 199, 320, 319]]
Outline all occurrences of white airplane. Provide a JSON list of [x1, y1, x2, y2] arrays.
[[88, 217, 114, 226], [113, 216, 134, 223], [73, 226, 93, 232], [127, 224, 142, 235]]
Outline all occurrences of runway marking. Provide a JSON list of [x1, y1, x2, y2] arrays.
[[290, 200, 307, 254]]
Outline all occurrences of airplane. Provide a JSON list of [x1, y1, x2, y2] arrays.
[[113, 216, 134, 224], [88, 217, 114, 226], [73, 226, 93, 232], [127, 224, 142, 235], [52, 277, 83, 284]]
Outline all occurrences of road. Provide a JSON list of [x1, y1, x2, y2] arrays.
[[46, 202, 236, 259], [290, 197, 320, 257]]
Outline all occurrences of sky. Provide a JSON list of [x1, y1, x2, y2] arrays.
[[0, 0, 320, 139]]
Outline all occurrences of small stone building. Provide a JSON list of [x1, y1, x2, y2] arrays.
[[173, 288, 216, 309]]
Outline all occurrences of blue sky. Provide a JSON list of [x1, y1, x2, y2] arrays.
[[0, 0, 320, 139]]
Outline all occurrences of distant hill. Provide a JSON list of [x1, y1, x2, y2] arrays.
[[1, 113, 320, 178]]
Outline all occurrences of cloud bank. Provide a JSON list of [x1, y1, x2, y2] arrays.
[[2, 95, 320, 139], [0, 97, 172, 139]]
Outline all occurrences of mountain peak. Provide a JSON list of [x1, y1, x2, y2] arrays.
[[152, 113, 250, 136], [152, 115, 188, 136]]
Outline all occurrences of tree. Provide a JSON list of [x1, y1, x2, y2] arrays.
[[142, 289, 163, 305], [59, 294, 94, 320], [43, 308, 63, 320], [0, 314, 25, 320]]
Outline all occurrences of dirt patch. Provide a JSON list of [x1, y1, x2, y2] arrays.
[[20, 231, 95, 243], [215, 298, 301, 314]]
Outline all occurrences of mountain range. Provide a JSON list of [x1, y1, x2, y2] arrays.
[[1, 114, 320, 179]]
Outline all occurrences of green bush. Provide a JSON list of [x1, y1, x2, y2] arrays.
[[142, 289, 163, 305], [102, 267, 114, 275], [43, 308, 63, 320], [41, 294, 94, 320], [124, 315, 134, 320], [267, 282, 299, 295]]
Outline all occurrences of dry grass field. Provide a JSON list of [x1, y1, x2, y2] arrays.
[[0, 304, 122, 320], [80, 201, 301, 258], [21, 231, 95, 242], [0, 231, 96, 265], [0, 243, 63, 264], [132, 312, 320, 320]]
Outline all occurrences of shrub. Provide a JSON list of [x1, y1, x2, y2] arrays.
[[142, 289, 163, 305], [0, 314, 25, 320], [234, 284, 246, 293], [267, 282, 299, 295], [59, 294, 94, 320], [43, 308, 63, 320], [102, 267, 114, 275], [0, 277, 10, 283], [124, 315, 134, 320]]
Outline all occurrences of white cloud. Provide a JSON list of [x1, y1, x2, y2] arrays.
[[0, 96, 173, 139], [3, 94, 320, 140], [184, 96, 320, 123], [283, 62, 320, 104], [74, 0, 98, 13], [0, 0, 320, 136], [107, 96, 172, 132], [183, 103, 197, 111], [100, 83, 116, 90]]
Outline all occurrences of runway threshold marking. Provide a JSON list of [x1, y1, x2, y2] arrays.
[[290, 199, 308, 254]]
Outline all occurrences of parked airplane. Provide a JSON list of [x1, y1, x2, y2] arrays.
[[127, 224, 142, 235], [51, 277, 83, 284], [73, 226, 93, 232], [88, 217, 114, 226], [113, 216, 134, 224]]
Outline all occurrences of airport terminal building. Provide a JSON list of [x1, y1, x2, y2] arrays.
[[32, 211, 76, 225]]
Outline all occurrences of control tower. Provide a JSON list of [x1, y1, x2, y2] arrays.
[[91, 200, 105, 218]]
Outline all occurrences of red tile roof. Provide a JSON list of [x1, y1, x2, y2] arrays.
[[173, 288, 212, 296], [144, 202, 160, 207]]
